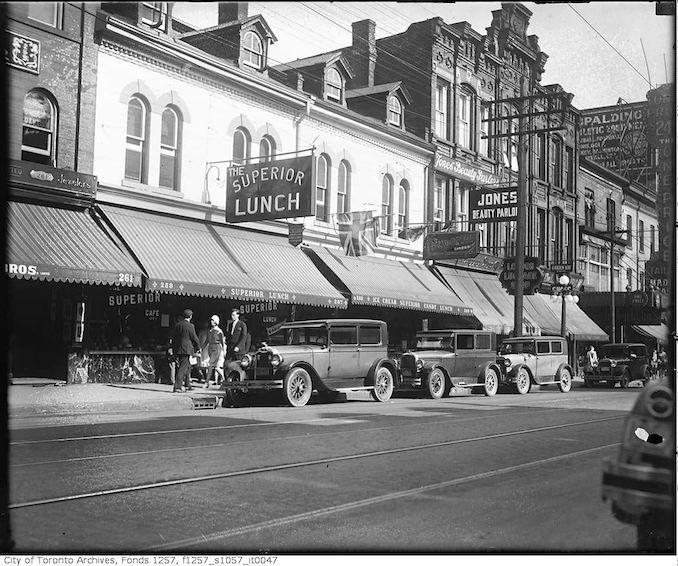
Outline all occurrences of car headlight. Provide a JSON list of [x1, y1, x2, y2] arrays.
[[271, 353, 282, 367], [240, 354, 253, 368], [415, 358, 424, 371], [610, 360, 617, 367], [498, 357, 511, 367]]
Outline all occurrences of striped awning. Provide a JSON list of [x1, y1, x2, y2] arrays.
[[633, 323, 670, 345], [524, 293, 609, 342], [6, 201, 143, 286], [99, 205, 348, 308], [303, 246, 472, 315]]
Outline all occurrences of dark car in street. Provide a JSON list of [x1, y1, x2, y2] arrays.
[[398, 330, 503, 397], [222, 319, 397, 407], [585, 343, 650, 388], [601, 377, 675, 550]]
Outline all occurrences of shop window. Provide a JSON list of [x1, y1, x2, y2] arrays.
[[27, 2, 63, 28], [316, 153, 330, 222], [22, 89, 57, 165], [141, 2, 168, 32], [259, 135, 275, 163], [233, 127, 250, 165], [397, 180, 409, 236], [243, 31, 263, 69], [381, 174, 394, 235], [159, 106, 181, 190], [456, 86, 474, 149], [387, 96, 402, 127], [337, 160, 351, 214], [434, 80, 449, 139], [325, 68, 343, 103], [124, 95, 149, 182]]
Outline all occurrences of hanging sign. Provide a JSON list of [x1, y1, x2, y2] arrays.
[[6, 31, 40, 74], [226, 155, 313, 222], [434, 154, 502, 185], [469, 186, 518, 223], [499, 256, 543, 295], [423, 231, 480, 260]]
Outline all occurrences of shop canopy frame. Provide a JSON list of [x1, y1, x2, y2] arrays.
[[524, 293, 609, 342], [7, 201, 143, 287], [632, 323, 670, 346], [99, 205, 348, 309]]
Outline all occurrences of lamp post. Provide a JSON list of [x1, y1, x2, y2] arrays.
[[554, 274, 580, 337]]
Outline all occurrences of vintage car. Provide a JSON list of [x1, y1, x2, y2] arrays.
[[398, 330, 503, 397], [584, 343, 650, 388], [601, 377, 675, 550], [221, 319, 397, 407], [496, 336, 573, 394]]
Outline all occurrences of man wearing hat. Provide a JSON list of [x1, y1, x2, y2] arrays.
[[227, 308, 248, 362], [169, 309, 201, 392]]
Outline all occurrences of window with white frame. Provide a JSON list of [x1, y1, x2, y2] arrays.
[[243, 31, 263, 69], [259, 135, 275, 162], [381, 174, 394, 235], [502, 106, 518, 169], [397, 180, 409, 235], [535, 133, 546, 179], [456, 87, 473, 149], [22, 89, 57, 165], [27, 2, 63, 28], [233, 128, 250, 165], [337, 160, 351, 214], [550, 135, 562, 186], [159, 107, 181, 190], [316, 154, 330, 222], [387, 96, 402, 127], [433, 175, 446, 225], [584, 188, 596, 228], [552, 208, 564, 263], [434, 81, 449, 139], [455, 184, 468, 232], [141, 2, 168, 31], [124, 96, 148, 182], [479, 104, 491, 158], [325, 68, 343, 103]]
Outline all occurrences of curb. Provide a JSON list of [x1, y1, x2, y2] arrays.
[[8, 396, 197, 418]]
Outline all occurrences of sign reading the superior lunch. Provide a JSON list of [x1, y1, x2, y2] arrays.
[[226, 155, 313, 222]]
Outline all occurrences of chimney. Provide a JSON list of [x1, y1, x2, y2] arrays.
[[351, 19, 376, 87], [218, 2, 249, 24]]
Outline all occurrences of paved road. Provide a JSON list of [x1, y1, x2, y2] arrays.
[[8, 385, 643, 553]]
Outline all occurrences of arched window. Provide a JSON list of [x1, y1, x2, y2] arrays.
[[381, 174, 394, 235], [259, 135, 275, 162], [124, 95, 149, 182], [233, 128, 250, 165], [159, 106, 181, 190], [316, 154, 330, 222], [456, 86, 475, 149], [325, 68, 343, 103], [387, 96, 402, 127], [243, 31, 263, 69], [397, 180, 409, 235], [22, 89, 57, 165], [337, 160, 351, 214]]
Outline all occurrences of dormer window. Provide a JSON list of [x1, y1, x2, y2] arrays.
[[243, 31, 263, 69], [387, 96, 402, 127], [141, 2, 168, 32], [325, 68, 343, 103]]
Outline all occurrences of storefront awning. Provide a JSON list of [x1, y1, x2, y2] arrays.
[[524, 293, 609, 342], [99, 205, 348, 308], [7, 201, 143, 287], [633, 323, 670, 346], [435, 266, 540, 335], [304, 246, 472, 315]]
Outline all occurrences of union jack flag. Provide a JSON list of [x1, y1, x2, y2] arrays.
[[336, 211, 379, 256]]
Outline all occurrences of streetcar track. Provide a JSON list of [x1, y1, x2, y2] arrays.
[[9, 415, 622, 509], [145, 442, 619, 551]]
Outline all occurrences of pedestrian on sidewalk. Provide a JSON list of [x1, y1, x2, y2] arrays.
[[585, 344, 599, 374], [204, 314, 226, 388], [226, 308, 248, 362], [170, 308, 201, 392]]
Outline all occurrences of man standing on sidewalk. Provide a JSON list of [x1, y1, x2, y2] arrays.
[[170, 309, 201, 392]]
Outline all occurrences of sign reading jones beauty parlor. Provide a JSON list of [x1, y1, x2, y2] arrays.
[[226, 155, 313, 222], [469, 186, 518, 223]]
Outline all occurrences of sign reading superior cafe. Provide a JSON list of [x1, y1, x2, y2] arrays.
[[226, 155, 313, 222]]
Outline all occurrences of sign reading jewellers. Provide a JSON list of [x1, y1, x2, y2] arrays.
[[226, 155, 313, 222], [434, 154, 502, 186], [469, 186, 518, 223], [9, 159, 96, 198]]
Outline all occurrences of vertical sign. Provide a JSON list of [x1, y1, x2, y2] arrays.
[[6, 31, 40, 74]]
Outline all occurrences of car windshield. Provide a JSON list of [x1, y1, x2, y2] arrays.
[[499, 341, 535, 355], [600, 345, 631, 359], [414, 335, 453, 351], [265, 326, 328, 347]]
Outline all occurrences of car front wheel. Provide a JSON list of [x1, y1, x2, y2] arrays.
[[515, 367, 531, 395], [283, 368, 313, 407], [426, 368, 447, 399], [484, 367, 499, 396], [558, 367, 572, 393], [371, 366, 394, 402]]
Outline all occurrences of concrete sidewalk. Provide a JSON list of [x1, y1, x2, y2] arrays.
[[8, 377, 225, 418]]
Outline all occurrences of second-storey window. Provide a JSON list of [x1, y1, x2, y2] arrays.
[[381, 174, 394, 235], [626, 214, 633, 249], [606, 197, 616, 235], [434, 81, 449, 139], [564, 146, 574, 192], [479, 104, 491, 158], [387, 96, 402, 127], [650, 224, 655, 254], [535, 133, 546, 180], [456, 87, 472, 149], [124, 96, 148, 182], [243, 31, 263, 69], [550, 136, 563, 186], [337, 160, 351, 214], [259, 135, 275, 162], [27, 2, 63, 28], [316, 154, 330, 222], [325, 68, 343, 103], [233, 128, 250, 165], [159, 107, 181, 190], [639, 219, 645, 252], [22, 89, 57, 165], [397, 180, 409, 235], [584, 188, 596, 228]]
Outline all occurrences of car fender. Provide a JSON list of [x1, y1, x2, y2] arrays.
[[366, 358, 399, 388], [286, 360, 321, 390], [555, 363, 574, 381], [477, 361, 505, 384], [509, 363, 533, 383]]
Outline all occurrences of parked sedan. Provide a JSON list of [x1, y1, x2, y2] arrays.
[[584, 343, 650, 388]]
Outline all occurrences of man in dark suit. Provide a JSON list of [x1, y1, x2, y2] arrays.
[[227, 308, 248, 361], [170, 309, 201, 392]]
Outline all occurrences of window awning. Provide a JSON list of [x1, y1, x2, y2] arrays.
[[434, 266, 540, 335], [6, 201, 143, 287], [303, 246, 472, 316], [524, 293, 609, 342], [99, 205, 348, 308], [632, 323, 670, 346]]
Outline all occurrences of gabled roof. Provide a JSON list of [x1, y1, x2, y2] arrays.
[[273, 51, 354, 78], [345, 81, 412, 105], [179, 14, 277, 42]]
